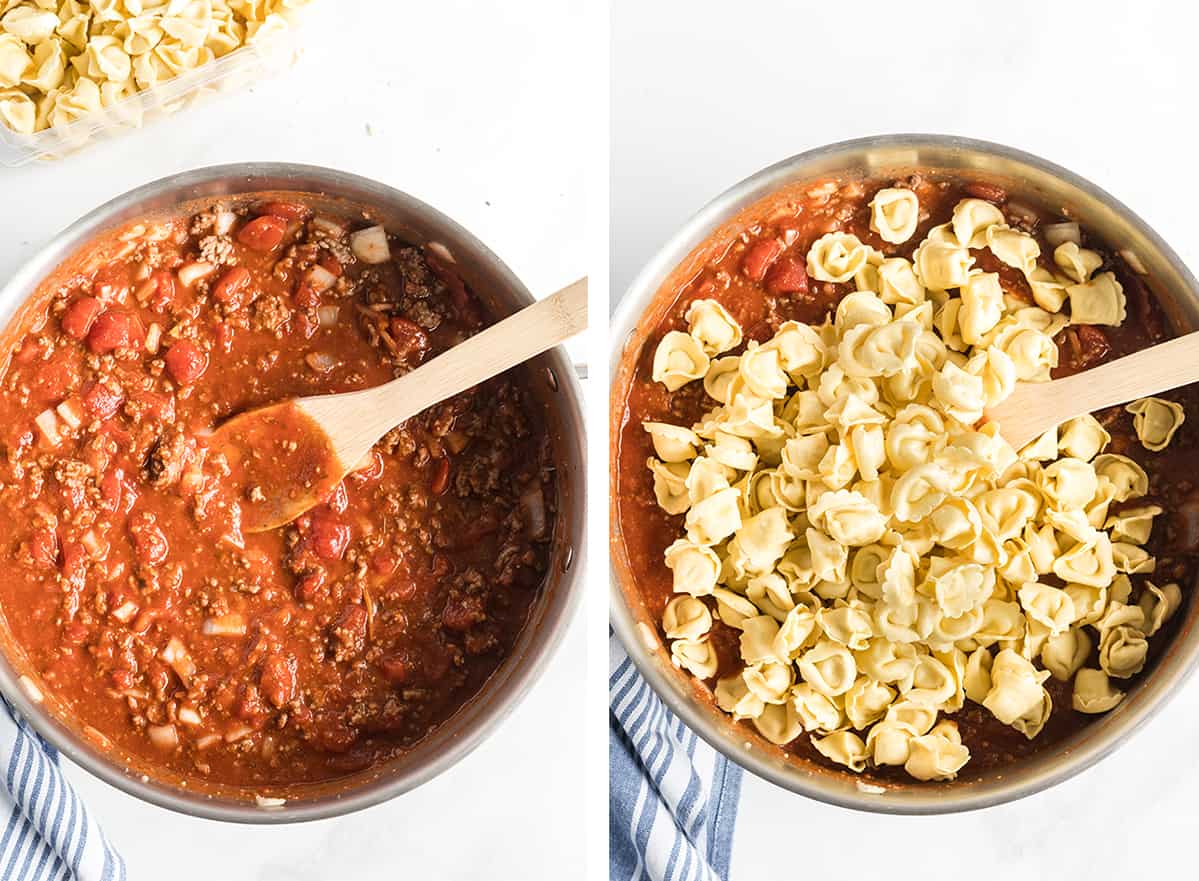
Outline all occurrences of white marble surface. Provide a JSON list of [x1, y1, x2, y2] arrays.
[[612, 0, 1199, 876], [0, 1, 586, 879]]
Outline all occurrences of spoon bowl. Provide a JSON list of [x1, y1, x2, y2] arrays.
[[211, 278, 588, 532]]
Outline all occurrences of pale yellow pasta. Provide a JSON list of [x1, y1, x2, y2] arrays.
[[0, 32, 30, 86], [663, 596, 713, 641], [1067, 272, 1126, 326], [671, 638, 718, 679], [951, 198, 1004, 249], [0, 85, 32, 131], [652, 330, 709, 391], [905, 720, 970, 781], [650, 195, 1176, 782], [913, 240, 972, 291], [812, 730, 868, 772], [807, 232, 870, 283], [686, 298, 742, 356], [0, 0, 309, 134], [1072, 668, 1124, 713], [1125, 397, 1185, 451], [869, 187, 920, 244], [985, 224, 1040, 274]]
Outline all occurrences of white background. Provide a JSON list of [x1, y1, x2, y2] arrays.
[[1, 2, 587, 880], [613, 1, 1199, 878]]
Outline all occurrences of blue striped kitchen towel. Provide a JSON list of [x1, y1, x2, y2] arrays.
[[0, 700, 124, 881], [610, 635, 741, 881]]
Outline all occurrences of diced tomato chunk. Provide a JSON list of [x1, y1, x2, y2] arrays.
[[82, 382, 124, 420], [86, 311, 144, 354], [442, 592, 485, 632], [388, 317, 430, 365], [29, 528, 58, 569], [259, 655, 298, 708], [60, 541, 88, 591], [963, 181, 1007, 203], [237, 216, 287, 252], [764, 255, 810, 295], [426, 255, 475, 321], [430, 458, 451, 495], [211, 266, 252, 307], [377, 655, 409, 683], [370, 549, 398, 576], [293, 282, 321, 311], [309, 510, 351, 562], [317, 253, 343, 277], [742, 239, 782, 281], [259, 201, 311, 222], [129, 512, 169, 566], [164, 340, 208, 385], [100, 467, 136, 514], [295, 569, 327, 603], [147, 271, 177, 312], [62, 297, 103, 340], [350, 450, 384, 484], [324, 483, 348, 514]]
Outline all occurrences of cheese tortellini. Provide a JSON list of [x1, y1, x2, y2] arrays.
[[0, 0, 311, 135], [646, 191, 1185, 783], [1125, 397, 1185, 452], [869, 187, 920, 245]]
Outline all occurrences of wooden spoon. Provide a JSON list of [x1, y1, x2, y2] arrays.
[[210, 278, 587, 533], [985, 330, 1199, 451]]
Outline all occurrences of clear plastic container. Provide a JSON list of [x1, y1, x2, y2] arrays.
[[0, 28, 303, 168]]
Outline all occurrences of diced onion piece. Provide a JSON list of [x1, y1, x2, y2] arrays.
[[177, 261, 215, 287], [308, 265, 337, 293], [161, 637, 196, 682], [202, 614, 247, 637], [147, 724, 179, 751], [351, 225, 391, 264], [312, 215, 346, 237], [1043, 222, 1081, 248], [225, 723, 254, 743], [255, 795, 286, 809], [110, 599, 138, 623], [81, 530, 110, 560], [34, 409, 60, 446], [317, 305, 340, 328], [214, 209, 237, 235], [56, 399, 83, 430], [1120, 249, 1148, 275], [426, 241, 454, 264], [520, 484, 547, 539], [145, 323, 162, 355], [305, 352, 337, 374], [195, 733, 222, 750], [177, 705, 202, 727]]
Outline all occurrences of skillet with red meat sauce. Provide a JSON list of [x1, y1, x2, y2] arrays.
[[0, 196, 556, 792]]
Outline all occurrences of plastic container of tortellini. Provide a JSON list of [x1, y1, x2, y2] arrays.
[[0, 25, 302, 168]]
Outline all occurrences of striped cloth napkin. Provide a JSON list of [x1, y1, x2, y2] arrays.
[[0, 701, 125, 881], [609, 635, 741, 881]]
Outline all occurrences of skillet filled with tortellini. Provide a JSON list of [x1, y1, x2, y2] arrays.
[[613, 172, 1199, 786]]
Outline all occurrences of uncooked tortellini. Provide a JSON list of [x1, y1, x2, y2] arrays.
[[1125, 397, 1185, 452], [0, 0, 312, 134], [647, 193, 1179, 784], [807, 232, 870, 283], [869, 188, 920, 244]]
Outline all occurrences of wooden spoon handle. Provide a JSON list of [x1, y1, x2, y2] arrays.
[[987, 329, 1199, 449], [306, 278, 588, 467]]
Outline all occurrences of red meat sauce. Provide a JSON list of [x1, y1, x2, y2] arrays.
[[612, 175, 1199, 780], [0, 196, 556, 793]]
